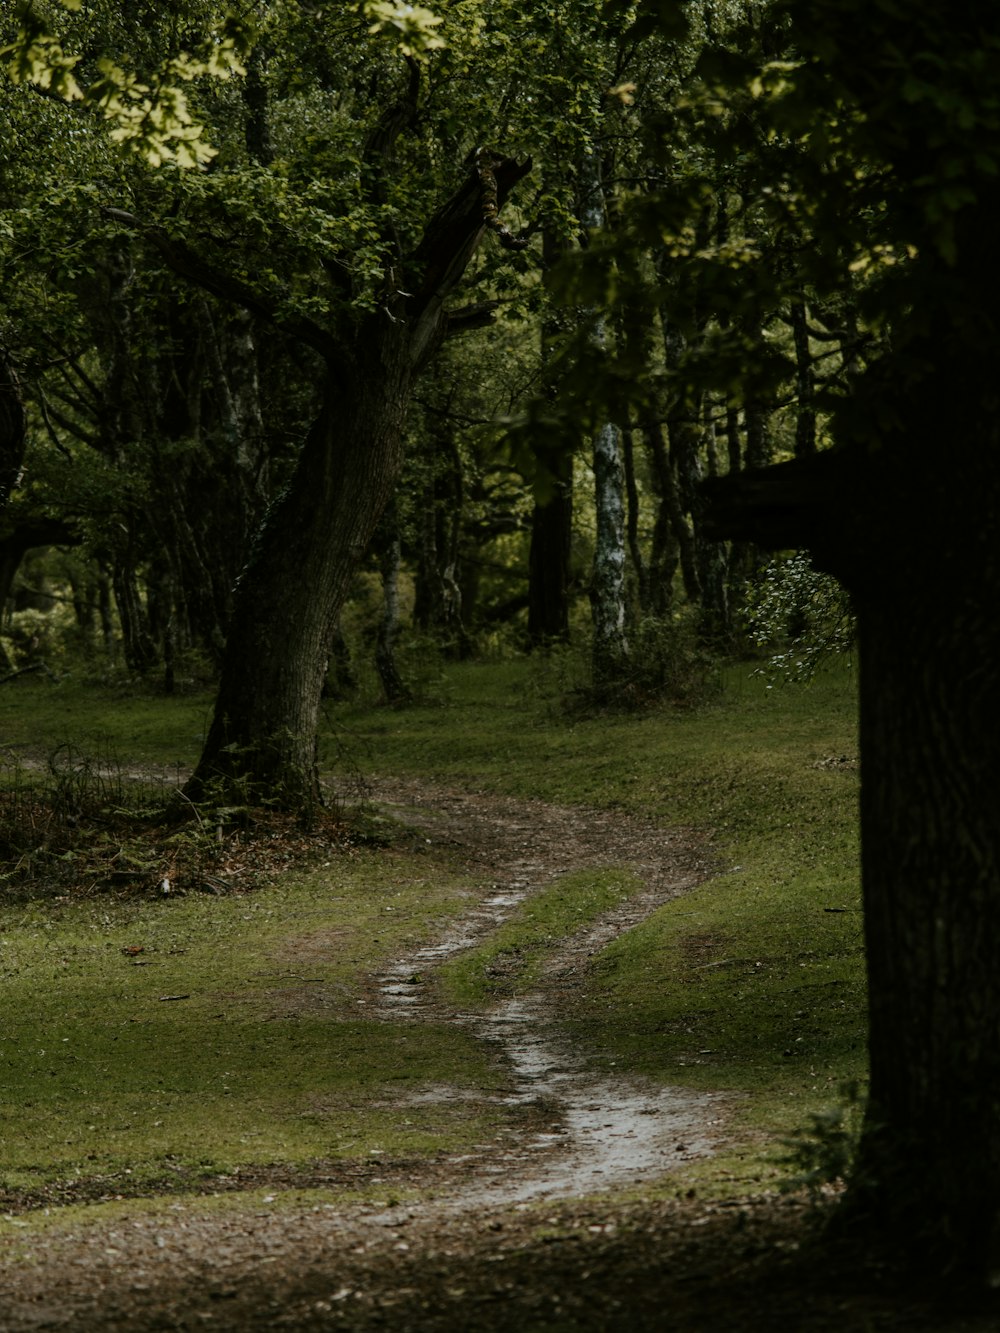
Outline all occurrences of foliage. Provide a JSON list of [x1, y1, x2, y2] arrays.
[[2, 0, 251, 167], [779, 1079, 866, 1197], [742, 553, 855, 685]]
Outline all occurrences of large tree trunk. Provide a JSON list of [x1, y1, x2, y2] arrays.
[[702, 324, 1000, 1279], [180, 151, 531, 805], [187, 330, 410, 805], [842, 355, 1000, 1278]]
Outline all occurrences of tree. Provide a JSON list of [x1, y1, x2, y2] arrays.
[[690, 0, 1000, 1282]]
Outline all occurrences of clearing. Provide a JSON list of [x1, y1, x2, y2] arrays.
[[0, 772, 992, 1330]]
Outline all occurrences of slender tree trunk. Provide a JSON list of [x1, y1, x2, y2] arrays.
[[621, 424, 649, 611], [590, 419, 630, 689], [374, 506, 411, 705], [0, 349, 26, 512], [113, 546, 158, 675], [791, 298, 817, 457], [581, 151, 629, 691], [527, 225, 574, 646], [527, 444, 574, 645]]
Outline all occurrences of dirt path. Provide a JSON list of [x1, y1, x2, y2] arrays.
[[3, 780, 986, 1330], [369, 776, 725, 1209]]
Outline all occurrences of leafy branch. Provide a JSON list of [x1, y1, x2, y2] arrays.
[[2, 0, 251, 168]]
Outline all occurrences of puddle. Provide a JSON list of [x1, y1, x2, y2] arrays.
[[467, 995, 721, 1205]]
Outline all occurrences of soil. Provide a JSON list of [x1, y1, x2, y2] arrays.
[[1, 778, 995, 1331]]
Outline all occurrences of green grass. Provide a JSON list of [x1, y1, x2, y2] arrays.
[[0, 855, 514, 1194], [0, 674, 213, 768], [0, 654, 863, 1204], [328, 656, 864, 1184], [438, 868, 642, 1006]]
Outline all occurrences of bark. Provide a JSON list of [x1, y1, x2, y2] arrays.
[[527, 443, 574, 645], [0, 350, 27, 511], [660, 319, 703, 602], [790, 298, 817, 457], [112, 549, 158, 675], [590, 419, 630, 689], [412, 423, 471, 656], [527, 226, 574, 646], [374, 506, 411, 705], [639, 414, 684, 614], [621, 424, 649, 610], [581, 151, 630, 690]]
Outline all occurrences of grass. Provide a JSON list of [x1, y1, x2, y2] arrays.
[[0, 653, 863, 1206], [329, 655, 864, 1187], [0, 853, 516, 1198], [437, 868, 642, 1006]]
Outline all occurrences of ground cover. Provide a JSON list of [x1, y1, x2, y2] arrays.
[[333, 658, 864, 1189], [0, 658, 923, 1330]]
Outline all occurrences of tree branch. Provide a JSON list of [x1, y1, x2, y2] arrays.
[[700, 447, 862, 580], [102, 208, 349, 369], [407, 153, 533, 370], [444, 300, 504, 336]]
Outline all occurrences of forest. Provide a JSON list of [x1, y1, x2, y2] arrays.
[[1, 0, 999, 1327]]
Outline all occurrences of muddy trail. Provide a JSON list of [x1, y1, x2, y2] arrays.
[[368, 776, 725, 1211], [2, 780, 991, 1331]]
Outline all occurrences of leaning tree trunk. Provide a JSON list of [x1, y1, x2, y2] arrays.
[[174, 148, 531, 806], [188, 330, 411, 805]]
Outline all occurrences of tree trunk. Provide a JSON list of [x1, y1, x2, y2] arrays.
[[180, 144, 529, 806], [527, 226, 574, 647], [581, 151, 630, 691], [374, 508, 411, 705], [702, 324, 1000, 1280], [790, 297, 817, 457], [113, 545, 158, 675], [187, 333, 411, 805], [849, 557, 1000, 1276], [527, 443, 574, 645], [0, 349, 26, 512], [590, 419, 630, 690], [840, 355, 1000, 1278]]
